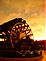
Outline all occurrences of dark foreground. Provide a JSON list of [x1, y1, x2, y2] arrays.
[[0, 51, 46, 61], [0, 56, 43, 61]]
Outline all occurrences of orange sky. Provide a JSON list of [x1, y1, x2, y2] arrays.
[[0, 0, 45, 40]]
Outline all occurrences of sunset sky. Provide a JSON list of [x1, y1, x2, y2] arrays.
[[0, 0, 45, 40]]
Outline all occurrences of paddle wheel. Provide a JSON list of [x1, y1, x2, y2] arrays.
[[10, 18, 33, 47], [9, 18, 34, 56]]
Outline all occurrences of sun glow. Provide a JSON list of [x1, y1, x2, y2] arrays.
[[34, 37, 46, 41], [34, 31, 46, 41]]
